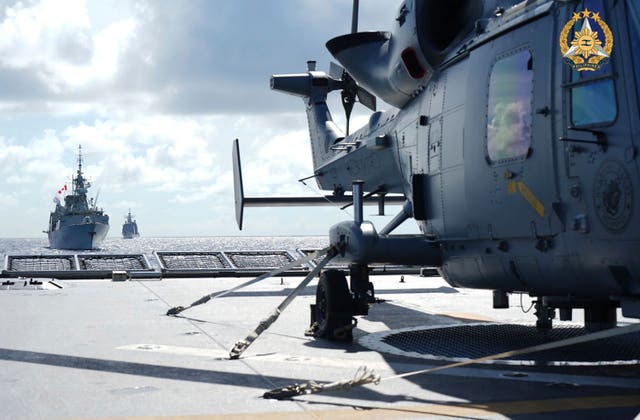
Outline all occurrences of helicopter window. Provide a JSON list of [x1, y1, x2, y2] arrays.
[[487, 49, 533, 163], [571, 80, 616, 126]]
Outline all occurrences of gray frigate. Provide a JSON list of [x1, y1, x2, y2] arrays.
[[47, 145, 109, 250], [121, 209, 139, 239]]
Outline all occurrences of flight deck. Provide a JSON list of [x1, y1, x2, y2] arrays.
[[1, 263, 639, 419]]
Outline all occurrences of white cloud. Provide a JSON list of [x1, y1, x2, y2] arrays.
[[0, 192, 19, 205], [56, 16, 137, 86], [241, 130, 313, 195], [0, 0, 410, 237], [0, 0, 90, 67], [170, 171, 232, 204], [57, 116, 222, 192], [0, 132, 66, 183], [0, 0, 138, 100]]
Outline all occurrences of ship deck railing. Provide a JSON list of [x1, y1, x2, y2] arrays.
[[2, 254, 154, 279], [2, 250, 434, 279]]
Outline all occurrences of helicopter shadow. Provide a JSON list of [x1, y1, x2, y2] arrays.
[[214, 284, 458, 299]]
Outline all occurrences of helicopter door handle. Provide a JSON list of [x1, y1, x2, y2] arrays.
[[535, 106, 550, 117], [560, 128, 608, 152]]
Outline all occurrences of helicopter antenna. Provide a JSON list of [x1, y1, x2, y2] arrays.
[[351, 0, 359, 33], [77, 144, 83, 175]]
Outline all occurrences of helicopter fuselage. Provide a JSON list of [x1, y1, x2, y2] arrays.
[[322, 0, 636, 308], [269, 0, 640, 329]]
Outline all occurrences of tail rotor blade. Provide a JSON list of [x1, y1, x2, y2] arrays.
[[330, 0, 375, 135], [357, 87, 377, 111], [329, 61, 345, 80]]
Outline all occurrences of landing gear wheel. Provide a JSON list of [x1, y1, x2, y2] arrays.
[[315, 269, 354, 341]]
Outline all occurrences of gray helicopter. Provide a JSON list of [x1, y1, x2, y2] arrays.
[[234, 0, 640, 339]]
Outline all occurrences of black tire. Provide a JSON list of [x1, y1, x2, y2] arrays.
[[315, 269, 354, 341]]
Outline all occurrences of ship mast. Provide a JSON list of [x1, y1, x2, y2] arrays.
[[72, 145, 83, 194], [77, 144, 83, 175], [73, 144, 89, 196]]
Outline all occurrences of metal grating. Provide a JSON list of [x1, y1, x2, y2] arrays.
[[156, 252, 230, 270], [360, 323, 640, 365], [78, 254, 150, 271], [226, 251, 301, 270], [7, 255, 76, 272], [299, 249, 425, 275], [4, 251, 311, 277]]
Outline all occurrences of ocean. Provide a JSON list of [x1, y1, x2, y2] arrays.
[[0, 236, 328, 269]]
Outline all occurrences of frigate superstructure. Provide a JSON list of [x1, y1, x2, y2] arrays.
[[47, 145, 109, 250], [121, 209, 139, 239]]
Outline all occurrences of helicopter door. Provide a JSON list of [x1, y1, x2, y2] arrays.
[[465, 12, 560, 239]]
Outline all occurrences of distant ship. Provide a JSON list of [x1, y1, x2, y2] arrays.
[[122, 209, 140, 239], [47, 145, 109, 250]]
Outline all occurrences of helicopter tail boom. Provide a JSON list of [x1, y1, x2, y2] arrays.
[[271, 62, 346, 172]]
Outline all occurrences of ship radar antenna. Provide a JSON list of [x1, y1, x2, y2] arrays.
[[77, 144, 83, 175]]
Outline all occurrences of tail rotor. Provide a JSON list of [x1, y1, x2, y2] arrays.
[[329, 0, 376, 135]]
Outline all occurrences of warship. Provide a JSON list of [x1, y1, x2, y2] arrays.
[[121, 209, 140, 239], [46, 145, 109, 250]]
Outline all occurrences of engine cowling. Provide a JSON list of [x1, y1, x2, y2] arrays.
[[326, 0, 483, 108]]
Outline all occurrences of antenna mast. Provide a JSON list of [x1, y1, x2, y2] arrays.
[[77, 144, 83, 175], [351, 0, 359, 33]]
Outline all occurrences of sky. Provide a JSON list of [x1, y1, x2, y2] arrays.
[[0, 0, 415, 238]]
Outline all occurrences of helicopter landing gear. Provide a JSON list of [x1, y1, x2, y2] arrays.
[[584, 305, 617, 332], [308, 264, 376, 342], [535, 297, 619, 331], [311, 269, 356, 341], [534, 300, 555, 330], [349, 263, 375, 316]]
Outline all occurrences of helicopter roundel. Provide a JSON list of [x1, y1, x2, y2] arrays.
[[592, 159, 633, 233]]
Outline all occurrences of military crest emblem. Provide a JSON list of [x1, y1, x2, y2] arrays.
[[559, 9, 613, 71]]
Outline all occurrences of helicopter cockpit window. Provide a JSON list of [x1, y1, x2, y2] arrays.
[[569, 0, 617, 126], [487, 49, 533, 163]]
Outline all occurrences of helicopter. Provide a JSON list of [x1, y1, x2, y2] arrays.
[[233, 0, 640, 340]]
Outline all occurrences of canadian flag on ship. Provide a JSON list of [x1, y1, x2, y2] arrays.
[[53, 184, 68, 204]]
